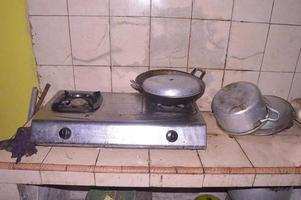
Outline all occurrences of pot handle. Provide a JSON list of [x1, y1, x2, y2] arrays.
[[130, 80, 142, 91], [191, 68, 206, 80], [260, 106, 280, 123]]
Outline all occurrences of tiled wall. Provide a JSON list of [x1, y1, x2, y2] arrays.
[[28, 0, 301, 110]]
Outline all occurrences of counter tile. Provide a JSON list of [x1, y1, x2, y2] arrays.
[[236, 135, 301, 167], [150, 174, 203, 188], [198, 134, 252, 168], [150, 149, 201, 167], [202, 112, 224, 135], [41, 171, 94, 186], [203, 174, 254, 187], [96, 148, 149, 167], [0, 169, 41, 184], [254, 174, 301, 187], [43, 147, 99, 165], [95, 173, 149, 187]]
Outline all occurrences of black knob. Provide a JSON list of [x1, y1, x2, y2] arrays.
[[166, 130, 178, 142], [59, 127, 72, 140]]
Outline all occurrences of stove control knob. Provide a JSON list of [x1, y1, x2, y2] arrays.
[[59, 127, 71, 140], [166, 130, 178, 143]]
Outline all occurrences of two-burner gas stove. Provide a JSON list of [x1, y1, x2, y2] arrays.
[[31, 90, 207, 149]]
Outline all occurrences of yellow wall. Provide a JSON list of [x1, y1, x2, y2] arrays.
[[0, 0, 37, 140]]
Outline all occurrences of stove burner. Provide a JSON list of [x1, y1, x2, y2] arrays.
[[51, 91, 102, 113], [145, 99, 198, 114]]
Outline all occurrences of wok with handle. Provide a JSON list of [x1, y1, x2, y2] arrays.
[[130, 68, 206, 105]]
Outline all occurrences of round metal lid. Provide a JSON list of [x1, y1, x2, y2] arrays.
[[212, 82, 262, 114], [142, 74, 202, 98]]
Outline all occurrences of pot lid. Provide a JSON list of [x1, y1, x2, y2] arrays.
[[212, 82, 262, 114], [142, 74, 202, 98]]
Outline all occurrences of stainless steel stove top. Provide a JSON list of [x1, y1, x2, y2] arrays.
[[31, 91, 207, 149]]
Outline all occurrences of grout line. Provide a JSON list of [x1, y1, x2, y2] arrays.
[[234, 138, 255, 168], [148, 148, 151, 187], [108, 0, 113, 92], [221, 0, 235, 88], [66, 0, 76, 90], [257, 0, 275, 85], [93, 149, 101, 186], [287, 48, 301, 100], [38, 146, 53, 184], [148, 0, 152, 71], [196, 150, 205, 187], [185, 0, 194, 72]]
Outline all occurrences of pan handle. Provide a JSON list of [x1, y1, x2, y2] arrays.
[[191, 68, 206, 80], [130, 80, 142, 91]]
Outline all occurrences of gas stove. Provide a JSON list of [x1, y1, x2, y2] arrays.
[[31, 90, 207, 149]]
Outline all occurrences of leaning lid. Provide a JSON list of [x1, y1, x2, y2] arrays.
[[142, 74, 202, 98], [212, 82, 262, 114]]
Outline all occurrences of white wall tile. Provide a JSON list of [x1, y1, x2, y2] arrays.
[[110, 0, 150, 16], [112, 67, 148, 92], [223, 70, 259, 86], [74, 66, 111, 91], [192, 0, 233, 20], [272, 0, 301, 25], [289, 73, 301, 101], [152, 0, 192, 18], [111, 17, 149, 66], [150, 18, 190, 68], [30, 16, 72, 65], [258, 72, 294, 99], [226, 22, 269, 70], [70, 17, 110, 66], [262, 25, 301, 72], [37, 66, 75, 102], [233, 0, 273, 22], [189, 20, 230, 69], [196, 69, 223, 111], [27, 0, 67, 15], [68, 0, 109, 15]]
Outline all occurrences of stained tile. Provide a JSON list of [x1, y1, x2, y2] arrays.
[[110, 0, 150, 16], [258, 72, 293, 99], [70, 17, 110, 66], [74, 66, 111, 92], [202, 112, 225, 135], [152, 0, 192, 18], [0, 146, 51, 164], [43, 147, 99, 165], [196, 69, 223, 111], [68, 0, 109, 15], [254, 174, 301, 186], [272, 0, 301, 25], [236, 135, 301, 167], [232, 0, 273, 22], [37, 66, 75, 102], [150, 18, 190, 68], [111, 17, 149, 66], [192, 0, 233, 20], [0, 184, 19, 200], [289, 73, 301, 101], [223, 70, 259, 86], [189, 20, 230, 69], [297, 56, 301, 73], [41, 171, 94, 185], [95, 173, 149, 187], [203, 174, 254, 187], [198, 134, 252, 167], [112, 67, 148, 92], [150, 67, 187, 72], [27, 0, 67, 15], [96, 148, 148, 166], [226, 22, 268, 70], [150, 174, 203, 187], [0, 169, 41, 184], [150, 150, 201, 167], [30, 16, 72, 65], [262, 25, 301, 72]]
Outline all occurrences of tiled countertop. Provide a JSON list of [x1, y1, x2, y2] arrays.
[[0, 112, 301, 188]]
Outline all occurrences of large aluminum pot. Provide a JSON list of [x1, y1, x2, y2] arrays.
[[130, 68, 206, 106], [211, 82, 279, 134]]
